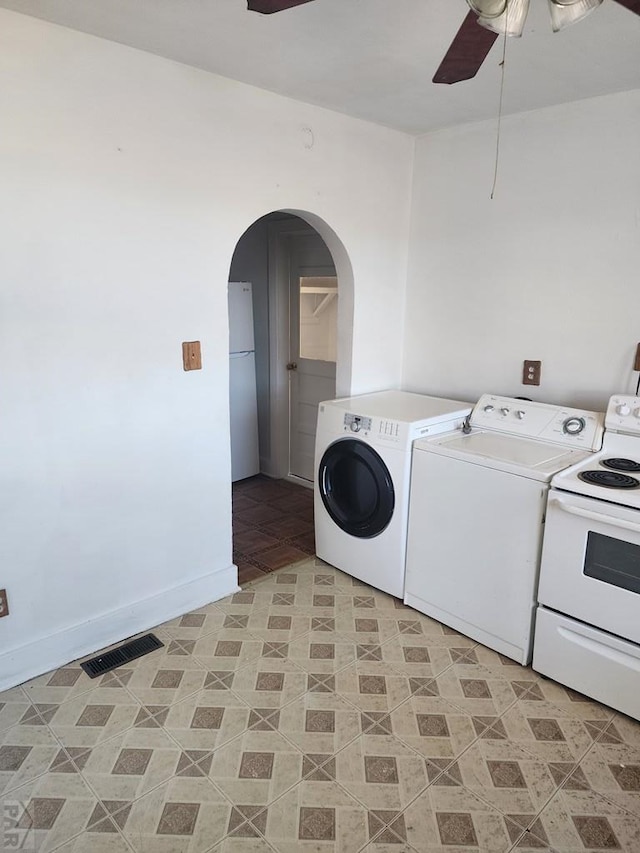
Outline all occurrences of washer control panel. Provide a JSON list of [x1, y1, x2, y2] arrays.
[[605, 395, 640, 435], [471, 395, 604, 450]]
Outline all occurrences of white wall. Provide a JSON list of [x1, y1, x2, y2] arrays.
[[0, 10, 413, 689], [403, 89, 640, 413]]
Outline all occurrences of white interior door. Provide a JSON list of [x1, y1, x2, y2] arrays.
[[288, 237, 337, 482]]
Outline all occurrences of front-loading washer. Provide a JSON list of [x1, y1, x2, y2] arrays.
[[314, 390, 471, 598]]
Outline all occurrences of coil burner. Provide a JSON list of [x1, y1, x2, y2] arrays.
[[578, 470, 640, 489]]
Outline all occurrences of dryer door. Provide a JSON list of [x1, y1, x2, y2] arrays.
[[318, 439, 395, 538]]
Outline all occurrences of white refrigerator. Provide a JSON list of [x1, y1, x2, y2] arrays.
[[228, 281, 260, 482]]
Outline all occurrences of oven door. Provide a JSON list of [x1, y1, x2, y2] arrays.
[[538, 490, 640, 644]]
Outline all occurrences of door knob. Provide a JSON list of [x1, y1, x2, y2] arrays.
[[286, 362, 298, 371]]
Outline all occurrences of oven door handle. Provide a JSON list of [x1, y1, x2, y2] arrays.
[[548, 496, 640, 534]]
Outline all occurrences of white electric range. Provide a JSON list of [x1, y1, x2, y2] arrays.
[[534, 394, 640, 719]]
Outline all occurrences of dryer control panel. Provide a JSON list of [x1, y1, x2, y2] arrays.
[[343, 413, 372, 434], [342, 413, 402, 442], [378, 419, 400, 439]]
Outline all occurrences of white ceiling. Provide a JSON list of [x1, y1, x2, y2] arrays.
[[2, 0, 638, 134]]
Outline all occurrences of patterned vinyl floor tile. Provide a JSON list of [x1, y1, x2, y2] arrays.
[[385, 693, 478, 761], [78, 724, 185, 803], [207, 726, 305, 805], [51, 833, 134, 852], [288, 632, 359, 675], [212, 837, 277, 853], [450, 739, 562, 816], [333, 663, 412, 715], [224, 657, 308, 713], [377, 633, 468, 680], [573, 740, 640, 819], [159, 687, 254, 753], [332, 733, 429, 812], [20, 665, 119, 708], [529, 784, 640, 851], [275, 689, 363, 757], [191, 630, 264, 671], [2, 553, 640, 852], [0, 686, 45, 734], [492, 702, 598, 765], [254, 779, 370, 852], [240, 609, 312, 645], [44, 684, 148, 752], [426, 667, 517, 718], [5, 767, 104, 853], [123, 654, 211, 709], [401, 781, 517, 852], [161, 607, 228, 645], [120, 775, 230, 852], [0, 718, 62, 796]]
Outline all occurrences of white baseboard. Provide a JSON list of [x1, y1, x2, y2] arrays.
[[0, 564, 239, 693], [285, 474, 313, 490]]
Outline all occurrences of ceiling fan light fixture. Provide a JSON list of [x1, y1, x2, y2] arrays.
[[474, 0, 531, 36], [467, 0, 508, 18], [548, 0, 604, 31]]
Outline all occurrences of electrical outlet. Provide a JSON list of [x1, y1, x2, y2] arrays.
[[0, 589, 8, 618], [523, 360, 542, 386]]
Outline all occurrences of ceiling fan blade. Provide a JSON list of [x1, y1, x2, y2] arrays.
[[247, 0, 315, 13], [611, 0, 640, 14], [433, 10, 499, 84]]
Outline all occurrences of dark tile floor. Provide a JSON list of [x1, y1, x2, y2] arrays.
[[232, 475, 315, 586]]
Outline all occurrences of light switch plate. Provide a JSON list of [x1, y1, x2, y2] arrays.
[[182, 341, 202, 371]]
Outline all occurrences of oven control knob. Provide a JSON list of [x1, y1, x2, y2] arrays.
[[616, 403, 631, 416], [516, 410, 525, 420], [500, 407, 510, 416], [563, 416, 586, 435], [483, 405, 494, 413]]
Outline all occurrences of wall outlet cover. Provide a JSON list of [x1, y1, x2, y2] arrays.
[[523, 360, 542, 386]]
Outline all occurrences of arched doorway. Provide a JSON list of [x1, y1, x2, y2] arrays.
[[227, 210, 354, 584], [228, 210, 353, 484]]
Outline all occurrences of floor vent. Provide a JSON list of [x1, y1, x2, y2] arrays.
[[80, 633, 164, 678]]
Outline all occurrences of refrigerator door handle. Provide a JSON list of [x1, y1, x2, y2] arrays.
[[230, 350, 253, 358]]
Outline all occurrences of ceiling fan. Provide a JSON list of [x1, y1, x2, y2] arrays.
[[247, 0, 640, 84]]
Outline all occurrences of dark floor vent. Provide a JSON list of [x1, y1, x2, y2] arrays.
[[80, 633, 164, 678]]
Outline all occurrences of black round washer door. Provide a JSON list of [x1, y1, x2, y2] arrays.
[[318, 439, 395, 538]]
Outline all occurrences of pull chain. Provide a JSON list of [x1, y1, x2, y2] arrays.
[[490, 30, 508, 200]]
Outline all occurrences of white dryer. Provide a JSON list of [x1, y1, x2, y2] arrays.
[[314, 391, 471, 598]]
